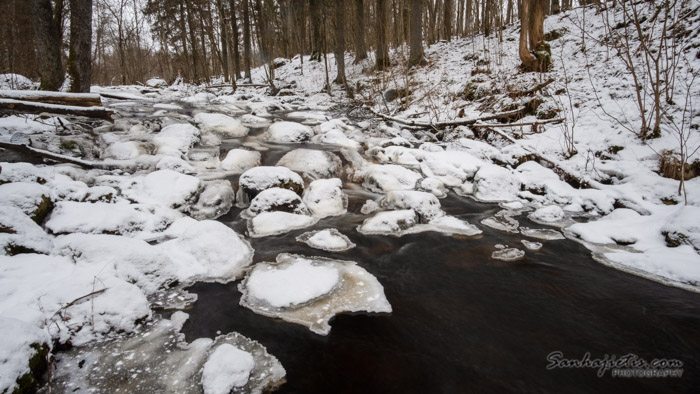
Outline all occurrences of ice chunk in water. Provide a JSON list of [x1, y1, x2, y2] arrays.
[[492, 247, 526, 261], [480, 210, 520, 233], [247, 211, 318, 238], [188, 180, 235, 220], [520, 227, 566, 240], [296, 229, 356, 252], [44, 312, 286, 394], [239, 253, 392, 335], [358, 209, 481, 237], [521, 240, 543, 250], [529, 205, 565, 224], [303, 178, 348, 218]]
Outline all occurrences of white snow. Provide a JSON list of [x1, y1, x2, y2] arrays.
[[530, 205, 566, 223], [247, 187, 309, 217], [0, 182, 51, 219], [0, 206, 52, 255], [239, 166, 304, 196], [194, 112, 248, 137], [201, 344, 255, 394], [156, 155, 197, 175], [362, 164, 422, 193], [0, 317, 50, 394], [246, 258, 341, 308], [297, 229, 356, 252], [188, 180, 235, 220], [247, 211, 318, 238], [220, 148, 261, 173], [121, 169, 201, 208], [381, 190, 443, 222], [153, 123, 200, 156], [302, 178, 348, 218], [265, 121, 314, 143], [276, 148, 343, 179], [473, 164, 521, 202]]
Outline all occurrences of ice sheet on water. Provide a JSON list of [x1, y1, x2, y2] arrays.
[[357, 209, 481, 237], [480, 210, 520, 233], [520, 227, 566, 240], [492, 247, 526, 261], [521, 240, 543, 251], [239, 254, 391, 335], [43, 312, 285, 394], [296, 229, 356, 252]]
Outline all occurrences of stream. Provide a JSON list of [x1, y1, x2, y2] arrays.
[[30, 97, 700, 393]]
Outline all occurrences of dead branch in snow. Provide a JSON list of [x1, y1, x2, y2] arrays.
[[0, 99, 114, 121], [0, 90, 102, 107], [368, 106, 529, 129]]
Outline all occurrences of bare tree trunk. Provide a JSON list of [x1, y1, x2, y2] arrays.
[[68, 0, 92, 93], [185, 0, 200, 82], [309, 0, 322, 61], [444, 0, 453, 40], [229, 0, 242, 79], [243, 0, 252, 80], [353, 0, 368, 61], [376, 0, 390, 70], [217, 0, 230, 81], [334, 0, 347, 85], [408, 0, 426, 67], [519, 0, 538, 70], [30, 0, 64, 90]]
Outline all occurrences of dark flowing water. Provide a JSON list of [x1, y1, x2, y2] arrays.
[[182, 191, 700, 393]]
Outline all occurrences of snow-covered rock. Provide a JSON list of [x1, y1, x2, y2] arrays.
[[473, 164, 521, 202], [158, 220, 253, 283], [276, 148, 343, 179], [239, 166, 304, 200], [247, 211, 318, 238], [530, 205, 565, 223], [153, 123, 200, 156], [0, 74, 35, 90], [201, 344, 255, 394], [188, 180, 235, 220], [246, 187, 309, 217], [381, 190, 443, 223], [156, 156, 197, 175], [0, 317, 50, 394], [0, 182, 52, 221], [239, 253, 392, 335], [121, 169, 201, 209], [194, 113, 248, 137], [265, 121, 313, 143], [296, 229, 356, 252], [302, 178, 348, 218], [362, 164, 422, 193], [358, 210, 418, 234], [0, 206, 52, 255], [220, 148, 261, 173], [146, 78, 168, 88], [104, 141, 145, 160]]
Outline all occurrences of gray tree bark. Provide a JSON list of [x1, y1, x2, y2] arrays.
[[408, 0, 426, 67], [68, 0, 93, 93], [30, 0, 64, 91]]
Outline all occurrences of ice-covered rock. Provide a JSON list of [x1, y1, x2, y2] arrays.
[[246, 187, 309, 217], [0, 206, 52, 255], [239, 166, 304, 201], [360, 199, 380, 214], [358, 210, 418, 234], [311, 129, 362, 149], [530, 205, 565, 223], [303, 178, 348, 218], [492, 247, 525, 261], [239, 253, 392, 335], [296, 229, 356, 252], [153, 123, 200, 156], [362, 164, 422, 193], [473, 164, 520, 202], [247, 211, 318, 238], [419, 177, 447, 198], [156, 156, 197, 175], [201, 344, 255, 394], [194, 112, 248, 137], [220, 148, 261, 173], [265, 121, 313, 143], [158, 220, 253, 283], [276, 148, 342, 179], [381, 190, 443, 223], [188, 180, 235, 220], [240, 113, 271, 127], [0, 182, 52, 222]]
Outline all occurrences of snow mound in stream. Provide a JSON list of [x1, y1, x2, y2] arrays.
[[153, 123, 200, 156], [239, 254, 391, 335], [303, 178, 347, 218], [221, 148, 261, 173], [276, 148, 343, 179], [247, 211, 318, 238], [194, 112, 248, 137], [296, 229, 356, 252], [265, 121, 314, 143], [201, 344, 255, 394]]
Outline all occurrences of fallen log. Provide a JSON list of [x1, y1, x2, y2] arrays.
[[471, 117, 565, 128], [0, 99, 114, 121], [0, 89, 102, 107], [368, 106, 529, 129], [0, 142, 96, 169]]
